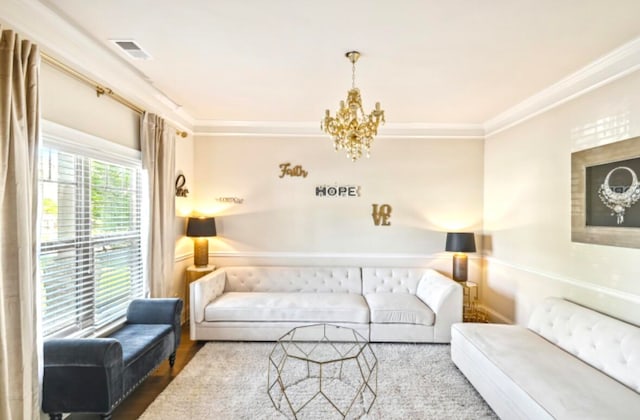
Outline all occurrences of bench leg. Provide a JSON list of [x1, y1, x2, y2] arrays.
[[169, 351, 176, 367], [49, 414, 62, 420]]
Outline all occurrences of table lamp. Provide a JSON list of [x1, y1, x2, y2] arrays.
[[186, 217, 216, 267], [445, 232, 476, 282]]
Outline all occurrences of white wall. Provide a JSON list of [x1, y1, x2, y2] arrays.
[[483, 70, 640, 325], [41, 63, 139, 150], [192, 134, 484, 276]]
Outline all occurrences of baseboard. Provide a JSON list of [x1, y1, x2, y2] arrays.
[[208, 251, 458, 259], [480, 304, 512, 324]]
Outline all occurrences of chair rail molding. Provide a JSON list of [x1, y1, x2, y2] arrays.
[[485, 257, 640, 305], [174, 252, 194, 263], [206, 250, 482, 260]]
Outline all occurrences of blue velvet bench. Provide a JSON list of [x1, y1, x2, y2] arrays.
[[42, 298, 183, 420]]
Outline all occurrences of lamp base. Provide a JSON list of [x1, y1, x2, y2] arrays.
[[452, 253, 468, 282], [193, 238, 209, 267]]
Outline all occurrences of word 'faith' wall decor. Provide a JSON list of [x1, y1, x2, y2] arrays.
[[279, 163, 308, 178]]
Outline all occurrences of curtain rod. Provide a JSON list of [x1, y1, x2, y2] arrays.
[[41, 52, 188, 138]]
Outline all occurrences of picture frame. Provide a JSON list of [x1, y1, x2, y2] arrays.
[[571, 135, 640, 248]]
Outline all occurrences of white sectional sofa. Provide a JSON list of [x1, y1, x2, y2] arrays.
[[190, 266, 462, 342], [362, 268, 462, 342], [451, 297, 640, 420]]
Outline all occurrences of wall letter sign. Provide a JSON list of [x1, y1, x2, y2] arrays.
[[279, 162, 308, 178], [315, 185, 361, 197], [372, 204, 392, 226], [216, 197, 245, 204]]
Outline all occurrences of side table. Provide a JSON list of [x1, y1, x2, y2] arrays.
[[185, 265, 215, 320], [461, 281, 488, 322]]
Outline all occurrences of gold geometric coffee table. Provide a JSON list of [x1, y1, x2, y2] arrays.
[[267, 324, 378, 419]]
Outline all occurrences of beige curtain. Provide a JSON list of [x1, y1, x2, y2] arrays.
[[0, 28, 41, 419], [141, 112, 175, 298]]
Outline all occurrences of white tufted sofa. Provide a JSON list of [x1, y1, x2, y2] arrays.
[[190, 266, 461, 342], [451, 297, 640, 419]]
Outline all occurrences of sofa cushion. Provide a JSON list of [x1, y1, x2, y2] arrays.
[[452, 323, 640, 419], [204, 292, 369, 323], [365, 293, 435, 325], [110, 324, 172, 366]]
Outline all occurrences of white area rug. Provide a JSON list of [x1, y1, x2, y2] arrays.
[[140, 342, 496, 419]]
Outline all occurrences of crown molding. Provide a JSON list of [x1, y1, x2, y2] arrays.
[[192, 32, 640, 140], [484, 36, 640, 137], [194, 120, 485, 139], [4, 2, 640, 140], [1, 0, 194, 134]]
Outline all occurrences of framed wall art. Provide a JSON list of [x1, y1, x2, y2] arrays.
[[571, 135, 640, 248]]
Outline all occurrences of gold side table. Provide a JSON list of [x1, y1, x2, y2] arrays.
[[461, 281, 488, 323], [185, 265, 215, 320]]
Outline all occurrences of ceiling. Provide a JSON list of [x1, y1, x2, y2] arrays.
[[34, 0, 640, 126]]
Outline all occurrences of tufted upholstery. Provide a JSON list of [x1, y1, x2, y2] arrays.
[[362, 268, 425, 294], [452, 297, 640, 419], [190, 266, 462, 342], [43, 299, 182, 419], [223, 266, 362, 293], [528, 297, 640, 393]]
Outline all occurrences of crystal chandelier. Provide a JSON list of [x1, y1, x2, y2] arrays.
[[321, 51, 385, 161]]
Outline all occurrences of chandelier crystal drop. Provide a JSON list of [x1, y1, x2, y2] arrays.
[[321, 51, 385, 162]]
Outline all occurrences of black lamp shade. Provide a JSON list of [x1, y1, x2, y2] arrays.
[[445, 232, 476, 253], [186, 217, 217, 237]]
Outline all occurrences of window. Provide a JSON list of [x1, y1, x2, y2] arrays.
[[38, 123, 145, 338]]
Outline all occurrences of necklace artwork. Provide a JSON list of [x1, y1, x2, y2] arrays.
[[597, 166, 640, 224]]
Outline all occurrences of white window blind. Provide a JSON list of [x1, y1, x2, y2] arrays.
[[38, 124, 144, 338]]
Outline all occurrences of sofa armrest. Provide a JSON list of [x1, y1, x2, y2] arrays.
[[126, 298, 183, 348], [416, 269, 462, 342], [191, 269, 226, 323], [42, 338, 124, 414]]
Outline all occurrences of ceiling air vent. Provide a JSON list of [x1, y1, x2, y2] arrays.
[[110, 39, 152, 60]]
